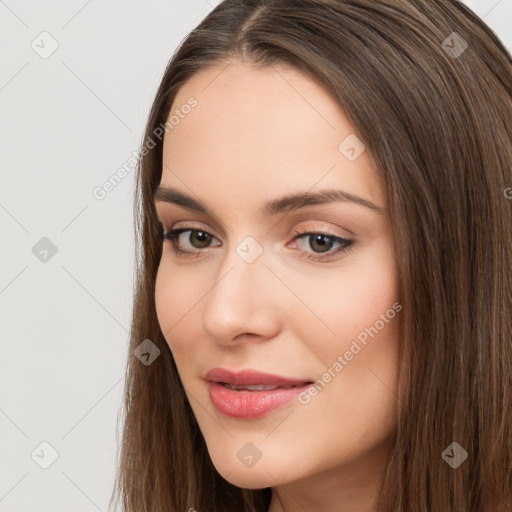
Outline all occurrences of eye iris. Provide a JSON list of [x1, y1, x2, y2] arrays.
[[309, 234, 333, 253], [190, 230, 211, 248]]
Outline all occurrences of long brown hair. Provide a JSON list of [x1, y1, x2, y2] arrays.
[[110, 1, 512, 510]]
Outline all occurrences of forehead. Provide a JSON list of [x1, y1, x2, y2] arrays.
[[161, 59, 384, 208]]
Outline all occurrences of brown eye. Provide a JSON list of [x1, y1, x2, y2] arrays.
[[290, 229, 355, 262], [159, 228, 221, 257], [307, 234, 335, 253], [188, 230, 213, 249]]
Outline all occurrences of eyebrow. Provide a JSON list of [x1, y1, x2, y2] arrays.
[[153, 186, 385, 216]]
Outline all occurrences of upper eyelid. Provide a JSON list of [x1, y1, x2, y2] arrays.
[[161, 214, 353, 235]]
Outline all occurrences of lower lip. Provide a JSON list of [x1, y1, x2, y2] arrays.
[[207, 381, 313, 419]]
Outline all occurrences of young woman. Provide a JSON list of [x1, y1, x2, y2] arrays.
[[110, 1, 512, 511]]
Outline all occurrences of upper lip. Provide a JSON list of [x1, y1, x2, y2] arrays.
[[204, 368, 313, 387]]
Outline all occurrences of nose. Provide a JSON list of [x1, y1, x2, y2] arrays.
[[201, 244, 281, 346]]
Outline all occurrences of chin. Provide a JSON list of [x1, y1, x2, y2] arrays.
[[207, 452, 278, 489], [220, 468, 274, 490]]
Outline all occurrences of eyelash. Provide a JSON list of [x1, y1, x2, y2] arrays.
[[158, 226, 355, 262]]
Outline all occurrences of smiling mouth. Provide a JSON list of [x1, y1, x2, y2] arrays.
[[207, 381, 315, 419]]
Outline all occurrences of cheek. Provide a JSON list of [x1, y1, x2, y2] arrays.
[[290, 254, 398, 352], [154, 263, 201, 356], [289, 273, 400, 463], [154, 263, 173, 336], [287, 248, 400, 410]]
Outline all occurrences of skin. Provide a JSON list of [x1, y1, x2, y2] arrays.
[[154, 58, 401, 512]]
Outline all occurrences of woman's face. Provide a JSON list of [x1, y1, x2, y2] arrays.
[[154, 59, 401, 508]]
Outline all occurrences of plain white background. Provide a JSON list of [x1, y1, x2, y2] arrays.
[[0, 1, 510, 510]]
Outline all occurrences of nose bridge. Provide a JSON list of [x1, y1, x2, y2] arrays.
[[201, 237, 279, 342]]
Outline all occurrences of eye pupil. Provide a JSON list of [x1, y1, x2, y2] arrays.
[[309, 234, 333, 253], [191, 230, 211, 248]]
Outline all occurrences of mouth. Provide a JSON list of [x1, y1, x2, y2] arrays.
[[204, 368, 315, 419]]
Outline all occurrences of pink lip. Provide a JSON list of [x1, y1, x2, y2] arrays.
[[204, 368, 314, 419], [204, 368, 312, 386]]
